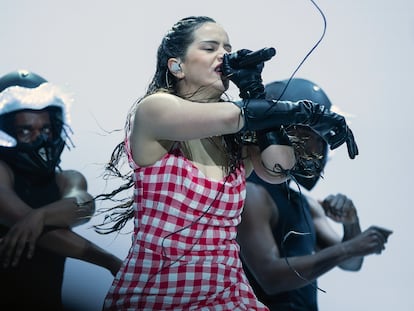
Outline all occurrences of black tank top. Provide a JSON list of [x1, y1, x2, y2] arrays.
[[243, 171, 318, 311], [0, 170, 66, 310]]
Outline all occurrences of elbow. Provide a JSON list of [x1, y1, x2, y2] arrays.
[[84, 199, 96, 216], [341, 264, 363, 272], [77, 193, 96, 215], [72, 198, 95, 227], [339, 258, 364, 271], [340, 266, 361, 272]]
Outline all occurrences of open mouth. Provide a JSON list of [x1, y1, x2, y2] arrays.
[[215, 64, 223, 74]]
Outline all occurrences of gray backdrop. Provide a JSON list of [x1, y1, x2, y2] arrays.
[[1, 1, 412, 310]]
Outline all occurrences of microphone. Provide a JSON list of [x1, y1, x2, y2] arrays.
[[227, 47, 276, 69]]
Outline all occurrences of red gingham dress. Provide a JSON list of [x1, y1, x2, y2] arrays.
[[103, 140, 268, 311]]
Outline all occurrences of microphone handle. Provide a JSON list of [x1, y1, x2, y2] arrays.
[[237, 47, 276, 68]]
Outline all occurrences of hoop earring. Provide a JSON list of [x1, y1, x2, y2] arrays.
[[165, 69, 172, 89]]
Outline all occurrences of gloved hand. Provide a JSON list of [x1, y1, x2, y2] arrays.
[[233, 98, 359, 159], [307, 102, 359, 159], [222, 49, 265, 99], [333, 125, 358, 159]]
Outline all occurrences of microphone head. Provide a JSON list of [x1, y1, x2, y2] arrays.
[[264, 47, 276, 59], [234, 47, 277, 68]]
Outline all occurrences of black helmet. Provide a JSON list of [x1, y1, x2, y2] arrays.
[[265, 78, 331, 190], [0, 70, 72, 177], [0, 70, 48, 92], [265, 77, 332, 110]]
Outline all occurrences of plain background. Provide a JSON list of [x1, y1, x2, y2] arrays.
[[1, 0, 412, 310]]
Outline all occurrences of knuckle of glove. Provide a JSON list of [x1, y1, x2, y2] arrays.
[[222, 54, 235, 74], [238, 49, 252, 57], [332, 128, 348, 150]]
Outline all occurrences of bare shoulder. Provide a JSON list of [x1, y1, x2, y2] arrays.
[[303, 194, 325, 218], [246, 181, 268, 198], [57, 169, 85, 180], [132, 92, 178, 137], [137, 92, 179, 114], [245, 182, 272, 214], [130, 93, 177, 166], [245, 181, 280, 224], [56, 169, 87, 191], [0, 160, 14, 187]]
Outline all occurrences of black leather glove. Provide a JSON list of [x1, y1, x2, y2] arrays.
[[343, 126, 359, 159], [222, 49, 265, 99], [233, 98, 359, 159]]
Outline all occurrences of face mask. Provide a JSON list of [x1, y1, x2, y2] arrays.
[[3, 134, 65, 177], [293, 174, 320, 191], [292, 156, 327, 191]]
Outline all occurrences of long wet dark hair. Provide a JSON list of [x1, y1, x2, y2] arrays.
[[94, 16, 243, 234]]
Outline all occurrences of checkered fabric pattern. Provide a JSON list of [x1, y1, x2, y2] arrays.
[[103, 141, 268, 311]]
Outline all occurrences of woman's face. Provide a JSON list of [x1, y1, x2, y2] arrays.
[[179, 22, 232, 100]]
